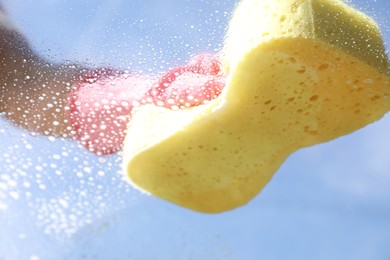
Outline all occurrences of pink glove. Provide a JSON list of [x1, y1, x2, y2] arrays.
[[67, 53, 226, 155]]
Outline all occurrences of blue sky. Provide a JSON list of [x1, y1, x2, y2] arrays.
[[0, 0, 390, 259]]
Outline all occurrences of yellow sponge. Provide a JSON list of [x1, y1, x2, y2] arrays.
[[223, 0, 388, 74], [123, 0, 390, 213]]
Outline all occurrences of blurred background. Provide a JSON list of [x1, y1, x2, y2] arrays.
[[0, 0, 389, 259]]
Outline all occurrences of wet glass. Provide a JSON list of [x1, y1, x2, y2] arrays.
[[0, 0, 389, 259]]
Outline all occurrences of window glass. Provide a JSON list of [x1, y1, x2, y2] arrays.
[[0, 0, 389, 259]]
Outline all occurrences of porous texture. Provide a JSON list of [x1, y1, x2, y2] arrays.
[[123, 0, 390, 213]]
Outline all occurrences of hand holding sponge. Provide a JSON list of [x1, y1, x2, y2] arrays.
[[123, 0, 390, 213]]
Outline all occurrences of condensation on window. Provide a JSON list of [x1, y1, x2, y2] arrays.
[[0, 1, 389, 259]]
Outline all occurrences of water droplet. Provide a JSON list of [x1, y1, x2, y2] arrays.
[[30, 255, 40, 260], [53, 154, 61, 160], [35, 165, 44, 172], [9, 191, 20, 200], [58, 199, 69, 209]]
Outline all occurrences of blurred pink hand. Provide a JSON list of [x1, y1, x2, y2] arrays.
[[68, 53, 226, 155]]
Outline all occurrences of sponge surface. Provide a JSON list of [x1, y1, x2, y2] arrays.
[[123, 0, 390, 213]]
